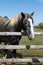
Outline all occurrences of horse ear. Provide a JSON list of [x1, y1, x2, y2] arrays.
[[21, 12, 25, 18], [31, 12, 34, 16]]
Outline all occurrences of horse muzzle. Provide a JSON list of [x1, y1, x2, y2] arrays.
[[26, 30, 35, 40], [28, 33, 34, 40]]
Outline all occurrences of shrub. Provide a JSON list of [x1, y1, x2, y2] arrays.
[[4, 16, 8, 19], [38, 23, 43, 29]]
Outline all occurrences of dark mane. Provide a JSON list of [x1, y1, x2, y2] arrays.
[[23, 13, 33, 23]]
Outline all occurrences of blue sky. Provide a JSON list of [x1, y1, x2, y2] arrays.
[[0, 0, 43, 26]]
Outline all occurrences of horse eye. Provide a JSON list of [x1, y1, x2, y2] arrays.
[[25, 22, 30, 28], [25, 20, 30, 24], [25, 22, 28, 24]]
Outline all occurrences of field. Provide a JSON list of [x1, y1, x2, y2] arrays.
[[0, 31, 43, 65], [17, 35, 43, 65]]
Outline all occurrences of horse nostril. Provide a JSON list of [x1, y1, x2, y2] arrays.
[[29, 31, 31, 34], [28, 33, 34, 40]]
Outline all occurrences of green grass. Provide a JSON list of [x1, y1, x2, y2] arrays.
[[19, 36, 43, 45], [18, 36, 43, 57], [16, 36, 43, 65]]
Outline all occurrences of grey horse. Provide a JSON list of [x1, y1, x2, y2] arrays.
[[0, 12, 34, 58]]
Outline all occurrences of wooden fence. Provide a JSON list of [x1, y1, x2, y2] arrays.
[[0, 32, 43, 63], [0, 45, 43, 63]]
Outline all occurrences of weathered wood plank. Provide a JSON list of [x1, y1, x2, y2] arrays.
[[0, 32, 22, 36], [0, 58, 43, 62], [0, 32, 43, 36], [0, 45, 43, 49], [35, 32, 43, 36]]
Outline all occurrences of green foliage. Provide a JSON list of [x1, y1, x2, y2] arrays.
[[0, 16, 2, 17], [38, 23, 43, 29], [4, 16, 8, 19]]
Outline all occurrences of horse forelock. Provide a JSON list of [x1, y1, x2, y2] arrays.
[[24, 13, 33, 23]]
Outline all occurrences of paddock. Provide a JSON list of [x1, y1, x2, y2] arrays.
[[0, 32, 43, 64]]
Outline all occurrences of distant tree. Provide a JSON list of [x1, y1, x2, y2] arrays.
[[4, 16, 8, 19], [38, 23, 43, 29], [34, 26, 39, 28], [0, 16, 2, 17]]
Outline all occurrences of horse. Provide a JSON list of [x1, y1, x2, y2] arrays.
[[0, 12, 34, 58]]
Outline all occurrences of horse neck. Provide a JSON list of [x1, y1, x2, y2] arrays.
[[9, 23, 23, 32], [14, 20, 23, 32], [9, 15, 23, 32]]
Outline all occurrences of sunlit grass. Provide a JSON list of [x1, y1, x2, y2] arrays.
[[19, 36, 43, 45]]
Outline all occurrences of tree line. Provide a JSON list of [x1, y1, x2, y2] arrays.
[[0, 16, 9, 19], [38, 23, 43, 29], [35, 23, 43, 29]]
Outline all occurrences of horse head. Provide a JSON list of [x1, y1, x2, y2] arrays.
[[21, 12, 34, 40], [9, 12, 34, 40]]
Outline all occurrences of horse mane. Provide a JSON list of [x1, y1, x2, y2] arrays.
[[9, 14, 22, 27], [4, 20, 10, 26]]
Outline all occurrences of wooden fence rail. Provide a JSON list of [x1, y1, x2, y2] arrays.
[[0, 32, 43, 36], [0, 58, 43, 63], [0, 45, 43, 49]]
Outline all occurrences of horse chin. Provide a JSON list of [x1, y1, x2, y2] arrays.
[[28, 36, 34, 40]]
